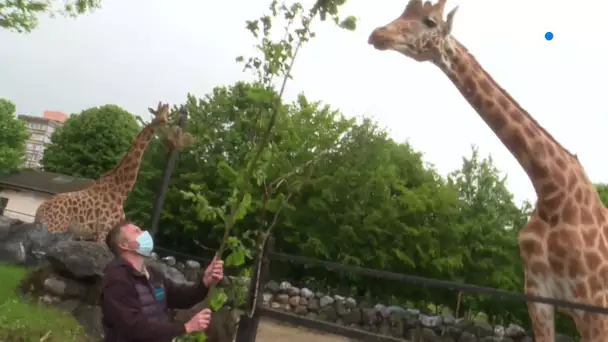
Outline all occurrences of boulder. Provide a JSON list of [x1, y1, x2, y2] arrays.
[[0, 221, 74, 266]]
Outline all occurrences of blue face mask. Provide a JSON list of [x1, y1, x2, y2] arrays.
[[135, 231, 154, 257]]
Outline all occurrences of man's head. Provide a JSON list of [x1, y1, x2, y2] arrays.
[[368, 0, 458, 63], [105, 219, 154, 257]]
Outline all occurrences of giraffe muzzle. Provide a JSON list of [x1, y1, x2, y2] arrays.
[[368, 28, 390, 51]]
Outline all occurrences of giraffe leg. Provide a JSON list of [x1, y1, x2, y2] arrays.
[[524, 276, 555, 342]]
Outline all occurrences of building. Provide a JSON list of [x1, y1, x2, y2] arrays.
[[18, 111, 68, 169], [0, 170, 92, 222]]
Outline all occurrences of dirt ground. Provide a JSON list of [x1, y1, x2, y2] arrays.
[[256, 318, 351, 342]]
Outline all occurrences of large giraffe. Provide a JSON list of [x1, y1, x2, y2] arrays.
[[368, 0, 608, 340], [34, 102, 170, 243]]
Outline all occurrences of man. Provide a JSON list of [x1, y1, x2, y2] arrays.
[[101, 219, 224, 342]]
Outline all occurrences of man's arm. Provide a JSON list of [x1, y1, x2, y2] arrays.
[[165, 278, 209, 309], [102, 277, 186, 340]]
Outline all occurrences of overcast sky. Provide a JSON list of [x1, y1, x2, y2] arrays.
[[1, 0, 606, 205]]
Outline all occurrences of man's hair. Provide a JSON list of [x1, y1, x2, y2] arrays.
[[106, 219, 131, 256]]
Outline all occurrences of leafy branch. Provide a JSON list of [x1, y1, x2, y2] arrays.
[[178, 0, 355, 340]]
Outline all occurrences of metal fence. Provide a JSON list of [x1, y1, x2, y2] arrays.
[[150, 239, 602, 342]]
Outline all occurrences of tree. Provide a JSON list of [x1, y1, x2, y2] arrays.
[[41, 104, 140, 179], [1, 0, 100, 33], [0, 99, 29, 172], [446, 146, 527, 320]]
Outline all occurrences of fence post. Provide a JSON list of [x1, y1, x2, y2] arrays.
[[149, 107, 188, 238], [234, 236, 274, 342]]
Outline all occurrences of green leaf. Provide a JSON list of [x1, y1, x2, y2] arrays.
[[209, 288, 228, 311], [226, 249, 246, 267], [338, 16, 357, 31], [217, 160, 239, 184]]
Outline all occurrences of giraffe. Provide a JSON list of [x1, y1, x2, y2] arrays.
[[34, 102, 170, 244], [368, 1, 608, 341]]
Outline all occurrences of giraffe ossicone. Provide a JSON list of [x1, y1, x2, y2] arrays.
[[34, 102, 172, 245], [369, 1, 608, 341]]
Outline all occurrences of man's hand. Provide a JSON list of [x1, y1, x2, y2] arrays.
[[203, 257, 224, 287], [184, 308, 212, 333]]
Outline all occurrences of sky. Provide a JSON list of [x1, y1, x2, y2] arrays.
[[1, 0, 607, 206]]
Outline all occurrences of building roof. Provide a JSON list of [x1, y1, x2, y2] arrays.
[[0, 170, 93, 195], [43, 111, 68, 122], [18, 114, 66, 126]]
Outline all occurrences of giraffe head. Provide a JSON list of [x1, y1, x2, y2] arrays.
[[368, 0, 458, 63], [148, 102, 170, 126]]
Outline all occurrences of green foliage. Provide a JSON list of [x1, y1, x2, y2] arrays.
[[0, 0, 100, 33], [41, 104, 140, 179], [446, 146, 529, 322], [0, 99, 29, 173], [595, 183, 608, 207]]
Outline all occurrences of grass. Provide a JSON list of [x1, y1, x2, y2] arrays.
[[0, 263, 91, 342]]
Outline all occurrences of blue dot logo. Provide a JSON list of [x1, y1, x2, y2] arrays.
[[545, 32, 554, 41]]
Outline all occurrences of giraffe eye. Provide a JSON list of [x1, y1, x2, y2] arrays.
[[422, 17, 437, 28]]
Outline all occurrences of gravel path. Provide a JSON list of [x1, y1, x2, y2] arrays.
[[256, 318, 350, 342]]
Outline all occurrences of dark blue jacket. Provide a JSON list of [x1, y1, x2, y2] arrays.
[[100, 257, 208, 342]]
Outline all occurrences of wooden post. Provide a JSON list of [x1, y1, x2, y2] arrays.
[[235, 236, 274, 342], [149, 107, 188, 238]]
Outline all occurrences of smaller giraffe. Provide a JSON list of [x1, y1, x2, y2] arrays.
[[35, 103, 170, 243]]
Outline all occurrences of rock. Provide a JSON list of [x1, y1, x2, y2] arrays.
[[459, 331, 478, 342], [319, 306, 338, 321], [288, 286, 300, 296], [264, 280, 279, 293], [276, 293, 289, 304], [307, 298, 320, 312], [345, 297, 357, 308], [342, 308, 362, 325], [334, 299, 349, 316], [420, 314, 443, 328], [43, 274, 87, 299], [161, 255, 176, 266], [288, 295, 301, 307], [505, 324, 525, 338], [279, 281, 292, 292], [443, 315, 456, 325], [0, 215, 21, 229], [494, 325, 505, 338], [319, 295, 334, 307], [300, 287, 314, 299], [0, 222, 73, 265], [294, 305, 308, 315], [473, 322, 495, 338], [185, 260, 200, 269], [46, 240, 113, 278], [145, 258, 189, 285]]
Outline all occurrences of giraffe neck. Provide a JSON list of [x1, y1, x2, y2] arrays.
[[98, 123, 159, 197], [432, 37, 581, 197]]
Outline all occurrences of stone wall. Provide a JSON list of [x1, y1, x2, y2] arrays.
[[0, 218, 576, 342], [261, 281, 578, 342]]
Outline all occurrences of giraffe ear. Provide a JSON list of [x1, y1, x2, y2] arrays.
[[443, 6, 458, 35]]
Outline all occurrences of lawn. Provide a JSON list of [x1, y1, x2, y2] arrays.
[[0, 263, 91, 342]]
